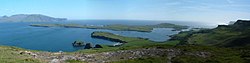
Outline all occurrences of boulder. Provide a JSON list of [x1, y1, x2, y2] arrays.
[[72, 40, 85, 47], [84, 43, 93, 49], [94, 44, 103, 48]]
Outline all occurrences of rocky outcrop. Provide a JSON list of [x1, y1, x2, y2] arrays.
[[234, 20, 250, 26], [217, 20, 250, 28], [64, 48, 210, 63], [72, 41, 85, 47], [16, 47, 211, 63], [94, 44, 103, 48], [84, 43, 93, 49]]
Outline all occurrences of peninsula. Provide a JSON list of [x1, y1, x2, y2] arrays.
[[30, 23, 188, 32]]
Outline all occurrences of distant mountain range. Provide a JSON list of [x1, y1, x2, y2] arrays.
[[0, 14, 67, 22]]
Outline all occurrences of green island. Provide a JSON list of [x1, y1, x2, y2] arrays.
[[30, 23, 189, 32], [1, 20, 250, 63]]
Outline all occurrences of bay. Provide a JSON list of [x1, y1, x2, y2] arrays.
[[0, 20, 213, 52]]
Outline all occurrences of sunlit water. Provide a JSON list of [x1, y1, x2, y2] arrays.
[[0, 20, 213, 52]]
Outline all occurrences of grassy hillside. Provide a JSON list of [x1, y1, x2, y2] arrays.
[[79, 31, 249, 63], [0, 46, 44, 63], [171, 20, 250, 47], [112, 45, 246, 63], [169, 20, 250, 62]]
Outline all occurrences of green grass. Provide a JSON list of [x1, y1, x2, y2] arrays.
[[30, 23, 188, 32], [65, 60, 85, 63], [170, 25, 250, 47], [185, 27, 249, 46], [112, 45, 246, 63], [163, 40, 180, 45], [3, 20, 250, 63], [76, 31, 174, 54], [1, 28, 249, 63], [112, 57, 168, 63], [173, 45, 245, 63], [0, 46, 44, 63]]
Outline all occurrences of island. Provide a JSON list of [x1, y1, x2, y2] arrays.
[[1, 20, 250, 63], [91, 31, 156, 47], [30, 23, 188, 32], [0, 14, 67, 22], [91, 31, 128, 43], [72, 40, 85, 47]]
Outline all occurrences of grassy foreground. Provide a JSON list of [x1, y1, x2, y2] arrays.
[[0, 30, 248, 63], [75, 31, 247, 63], [0, 46, 44, 63], [112, 45, 246, 63]]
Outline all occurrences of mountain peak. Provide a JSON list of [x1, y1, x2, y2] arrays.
[[0, 14, 67, 22]]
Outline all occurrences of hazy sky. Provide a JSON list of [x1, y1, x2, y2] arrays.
[[0, 0, 250, 23]]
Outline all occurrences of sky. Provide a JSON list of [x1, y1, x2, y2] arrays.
[[0, 0, 250, 24]]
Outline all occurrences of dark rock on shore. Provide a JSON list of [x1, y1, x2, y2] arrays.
[[94, 44, 103, 48], [84, 43, 93, 49], [72, 41, 85, 47]]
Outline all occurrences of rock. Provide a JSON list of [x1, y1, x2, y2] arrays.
[[94, 44, 103, 48], [50, 59, 60, 63], [72, 40, 85, 47], [112, 43, 123, 47], [84, 43, 93, 49], [20, 51, 25, 55]]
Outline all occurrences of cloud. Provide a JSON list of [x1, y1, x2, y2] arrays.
[[226, 0, 234, 4], [1, 9, 16, 13], [164, 2, 181, 6]]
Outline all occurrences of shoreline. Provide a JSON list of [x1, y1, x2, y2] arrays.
[[30, 23, 188, 32]]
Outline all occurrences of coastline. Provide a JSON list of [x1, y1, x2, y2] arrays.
[[30, 23, 188, 32]]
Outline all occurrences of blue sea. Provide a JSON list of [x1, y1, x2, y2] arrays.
[[0, 20, 215, 52]]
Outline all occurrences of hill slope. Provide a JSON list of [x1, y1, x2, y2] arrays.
[[0, 14, 67, 22], [171, 20, 250, 47]]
